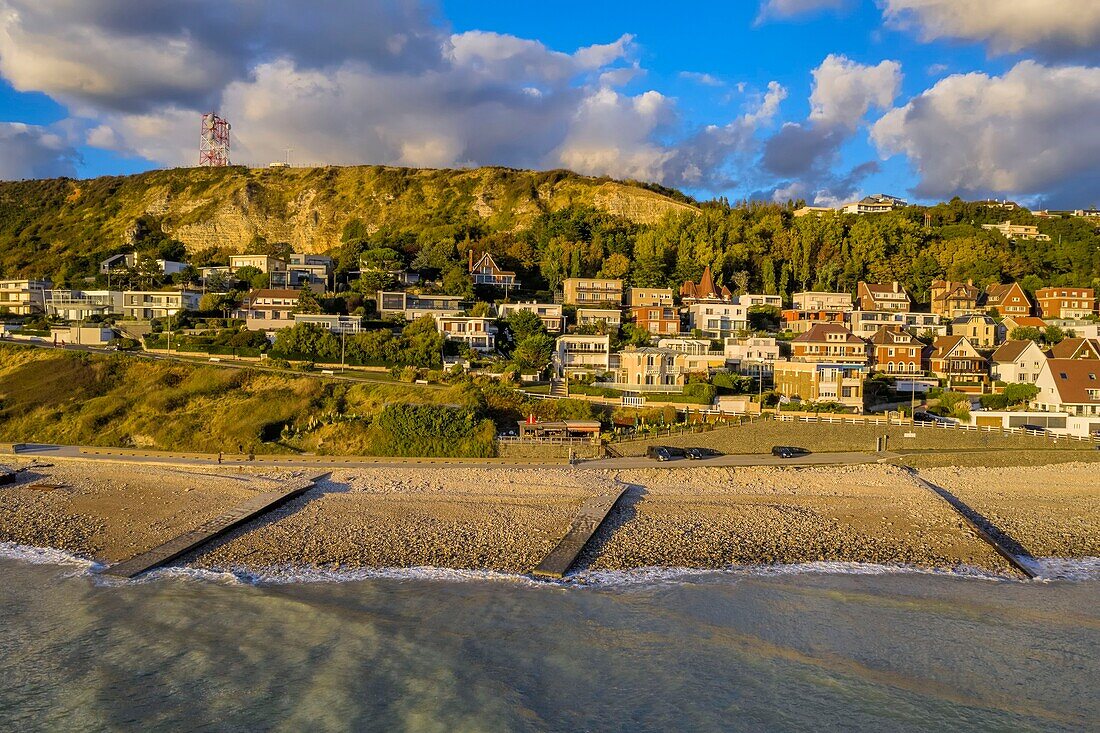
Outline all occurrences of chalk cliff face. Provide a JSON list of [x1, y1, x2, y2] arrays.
[[0, 165, 697, 276]]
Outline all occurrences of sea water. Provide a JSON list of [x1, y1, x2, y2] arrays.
[[1, 548, 1097, 732]]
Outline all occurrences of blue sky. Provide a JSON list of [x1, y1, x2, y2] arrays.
[[0, 0, 1097, 207]]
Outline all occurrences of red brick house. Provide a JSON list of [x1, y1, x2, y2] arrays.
[[869, 326, 925, 375], [983, 282, 1031, 317], [632, 306, 681, 336]]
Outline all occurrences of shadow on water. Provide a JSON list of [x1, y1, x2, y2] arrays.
[[571, 483, 647, 574]]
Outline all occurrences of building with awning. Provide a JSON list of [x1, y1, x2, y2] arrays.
[[517, 419, 602, 439]]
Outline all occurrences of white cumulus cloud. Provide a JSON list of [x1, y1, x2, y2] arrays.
[[871, 60, 1100, 205]]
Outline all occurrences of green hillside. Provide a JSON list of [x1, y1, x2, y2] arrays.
[[0, 165, 697, 282]]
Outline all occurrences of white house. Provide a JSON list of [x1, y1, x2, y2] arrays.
[[686, 302, 748, 337], [554, 334, 612, 376], [990, 340, 1047, 384], [436, 316, 497, 352], [1032, 359, 1100, 417]]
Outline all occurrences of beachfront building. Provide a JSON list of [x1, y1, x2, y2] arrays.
[[554, 334, 612, 376], [930, 279, 980, 318], [562, 277, 623, 306], [0, 279, 51, 315], [790, 324, 869, 365], [679, 265, 732, 304], [237, 289, 300, 331], [857, 281, 911, 312], [121, 289, 201, 320], [628, 287, 675, 308], [376, 291, 467, 320], [1032, 359, 1100, 417], [991, 340, 1048, 384], [496, 302, 564, 333], [950, 313, 998, 349], [774, 361, 867, 412], [868, 326, 925, 375], [632, 306, 680, 336], [44, 289, 123, 321], [1035, 287, 1096, 320], [468, 251, 516, 289], [724, 336, 781, 380], [686, 302, 748, 338], [928, 335, 988, 384], [615, 347, 688, 391], [792, 291, 853, 312], [981, 221, 1051, 241], [436, 316, 496, 352], [983, 282, 1032, 317], [1048, 338, 1100, 360]]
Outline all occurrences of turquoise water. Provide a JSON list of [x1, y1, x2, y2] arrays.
[[1, 552, 1097, 732]]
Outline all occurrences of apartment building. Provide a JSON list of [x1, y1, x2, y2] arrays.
[[44, 289, 122, 320], [376, 291, 468, 320], [654, 338, 726, 373], [496, 302, 565, 333], [632, 306, 680, 336], [840, 193, 906, 215], [792, 291, 853, 312], [229, 254, 288, 275], [436, 316, 496, 352], [554, 334, 612, 376], [235, 289, 299, 330], [1035, 287, 1096, 319], [981, 221, 1051, 241], [849, 310, 943, 339], [576, 308, 622, 329], [274, 253, 333, 291], [781, 309, 848, 334], [686, 302, 748, 338], [562, 278, 623, 306], [0, 279, 51, 315], [774, 361, 866, 412], [739, 293, 783, 309], [122, 290, 201, 320], [628, 287, 675, 308], [790, 324, 869, 365], [293, 313, 364, 335], [724, 336, 781, 380], [615, 348, 688, 391]]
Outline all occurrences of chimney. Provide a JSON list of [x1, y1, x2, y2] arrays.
[[892, 281, 899, 293], [468, 249, 474, 272]]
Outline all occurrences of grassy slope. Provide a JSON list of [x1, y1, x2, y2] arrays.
[[0, 345, 494, 456]]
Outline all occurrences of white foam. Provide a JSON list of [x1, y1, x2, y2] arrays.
[[1028, 556, 1100, 582], [0, 541, 101, 571]]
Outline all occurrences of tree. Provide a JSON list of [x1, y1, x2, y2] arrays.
[[442, 266, 473, 297], [512, 333, 555, 373], [1010, 326, 1043, 342], [233, 265, 268, 290], [620, 323, 652, 347], [507, 309, 546, 343], [272, 323, 339, 360], [470, 301, 492, 317], [598, 252, 630, 279], [293, 288, 322, 314]]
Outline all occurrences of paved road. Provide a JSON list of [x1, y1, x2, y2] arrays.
[[8, 443, 898, 471], [582, 451, 898, 469]]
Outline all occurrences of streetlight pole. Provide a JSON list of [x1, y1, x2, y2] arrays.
[[166, 308, 178, 356]]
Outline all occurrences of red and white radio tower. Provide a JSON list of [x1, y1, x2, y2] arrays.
[[199, 112, 231, 166]]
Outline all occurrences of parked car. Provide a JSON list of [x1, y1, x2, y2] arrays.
[[646, 446, 685, 462], [914, 411, 957, 425], [684, 447, 721, 460], [1020, 424, 1048, 433], [771, 446, 810, 459]]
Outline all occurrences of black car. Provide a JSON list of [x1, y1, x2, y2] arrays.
[[646, 446, 685, 462], [771, 445, 810, 459], [1020, 424, 1048, 433], [684, 447, 721, 460]]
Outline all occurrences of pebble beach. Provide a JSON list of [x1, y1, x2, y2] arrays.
[[1, 459, 1097, 576]]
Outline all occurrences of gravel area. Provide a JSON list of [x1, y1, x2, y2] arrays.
[[0, 459, 1095, 575]]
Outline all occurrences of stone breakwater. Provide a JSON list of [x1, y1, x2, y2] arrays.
[[0, 461, 1096, 575]]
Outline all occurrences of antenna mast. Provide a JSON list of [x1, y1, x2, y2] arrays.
[[199, 112, 231, 166]]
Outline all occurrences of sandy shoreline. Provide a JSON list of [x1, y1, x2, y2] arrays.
[[1, 459, 1097, 576]]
